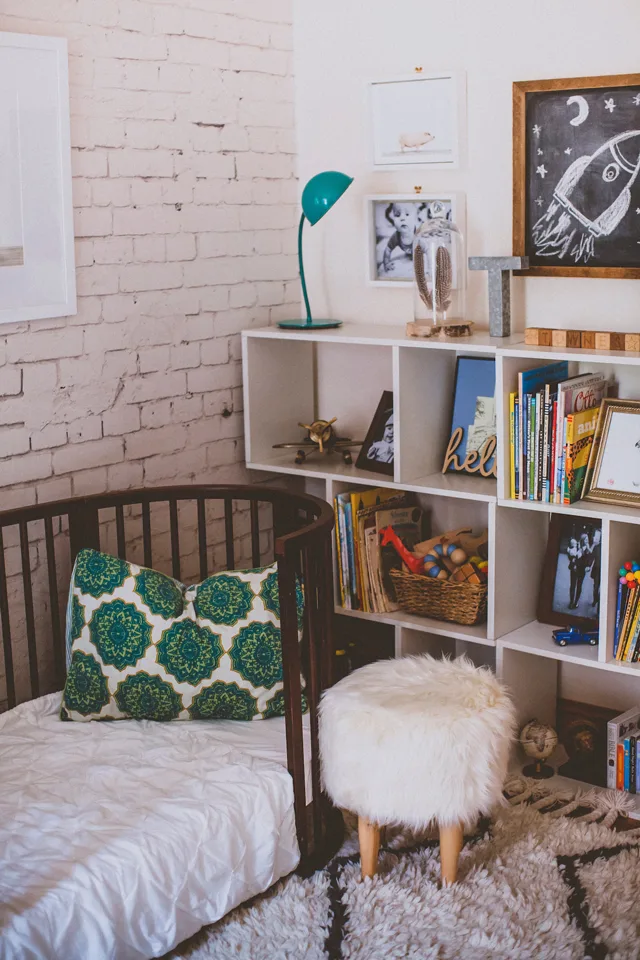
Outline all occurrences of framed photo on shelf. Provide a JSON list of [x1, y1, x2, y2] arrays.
[[585, 400, 640, 506], [513, 73, 640, 279], [538, 515, 601, 629], [369, 71, 462, 168], [442, 357, 496, 478], [365, 193, 463, 286], [355, 391, 394, 476]]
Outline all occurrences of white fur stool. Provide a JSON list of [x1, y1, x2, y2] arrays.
[[319, 655, 515, 884]]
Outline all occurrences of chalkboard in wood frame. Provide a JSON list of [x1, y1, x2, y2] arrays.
[[513, 74, 640, 279]]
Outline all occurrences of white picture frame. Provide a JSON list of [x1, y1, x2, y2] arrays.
[[369, 71, 464, 169], [0, 32, 76, 324], [365, 192, 465, 288]]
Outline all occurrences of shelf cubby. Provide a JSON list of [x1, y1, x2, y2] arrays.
[[242, 322, 640, 801]]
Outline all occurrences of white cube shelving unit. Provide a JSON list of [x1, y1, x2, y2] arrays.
[[242, 323, 640, 799]]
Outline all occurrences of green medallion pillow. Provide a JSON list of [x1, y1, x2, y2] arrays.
[[62, 548, 304, 723]]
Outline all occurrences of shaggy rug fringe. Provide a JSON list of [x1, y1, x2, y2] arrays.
[[168, 779, 640, 960]]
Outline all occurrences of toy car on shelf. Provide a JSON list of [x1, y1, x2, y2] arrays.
[[552, 626, 598, 647]]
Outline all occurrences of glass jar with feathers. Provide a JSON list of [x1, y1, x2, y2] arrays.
[[412, 210, 466, 329]]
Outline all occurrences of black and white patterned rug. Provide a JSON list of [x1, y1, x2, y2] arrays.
[[171, 780, 640, 960]]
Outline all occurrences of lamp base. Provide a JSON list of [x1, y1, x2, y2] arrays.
[[277, 319, 343, 330]]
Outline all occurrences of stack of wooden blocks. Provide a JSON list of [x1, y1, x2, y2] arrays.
[[524, 328, 640, 352]]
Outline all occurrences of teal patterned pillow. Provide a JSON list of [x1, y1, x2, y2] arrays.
[[62, 549, 304, 723]]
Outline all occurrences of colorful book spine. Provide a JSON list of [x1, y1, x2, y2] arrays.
[[509, 392, 516, 500], [631, 735, 637, 794], [617, 743, 625, 790], [514, 397, 520, 499], [614, 577, 627, 659], [624, 738, 631, 791], [636, 739, 640, 794]]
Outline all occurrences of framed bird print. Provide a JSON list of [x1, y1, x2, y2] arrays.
[[513, 74, 640, 278]]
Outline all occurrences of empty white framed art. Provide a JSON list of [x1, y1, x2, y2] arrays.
[[0, 32, 76, 324], [369, 71, 465, 169]]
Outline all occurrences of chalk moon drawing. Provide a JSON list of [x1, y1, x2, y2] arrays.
[[567, 95, 589, 126]]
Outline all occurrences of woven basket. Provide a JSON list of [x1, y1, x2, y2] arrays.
[[389, 569, 487, 626]]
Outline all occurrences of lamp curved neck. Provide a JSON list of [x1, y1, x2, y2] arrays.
[[298, 213, 312, 324]]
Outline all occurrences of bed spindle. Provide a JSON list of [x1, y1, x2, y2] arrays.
[[278, 550, 308, 859], [44, 517, 64, 688], [302, 543, 323, 848], [224, 498, 235, 570], [197, 498, 208, 580], [115, 505, 126, 560], [169, 500, 180, 581], [142, 502, 152, 568], [250, 500, 260, 567], [19, 521, 39, 700], [0, 527, 16, 710]]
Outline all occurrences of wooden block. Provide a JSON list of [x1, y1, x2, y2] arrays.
[[610, 333, 626, 352], [594, 332, 611, 351], [525, 327, 553, 346], [551, 329, 582, 348], [581, 331, 596, 349], [538, 329, 552, 346], [625, 333, 640, 352]]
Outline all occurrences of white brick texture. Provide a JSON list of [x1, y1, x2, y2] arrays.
[[0, 1, 298, 506]]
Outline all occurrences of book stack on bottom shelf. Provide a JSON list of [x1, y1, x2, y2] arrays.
[[608, 707, 640, 794]]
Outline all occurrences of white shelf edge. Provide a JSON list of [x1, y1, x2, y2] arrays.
[[248, 461, 497, 501], [498, 497, 640, 526], [335, 605, 494, 646]]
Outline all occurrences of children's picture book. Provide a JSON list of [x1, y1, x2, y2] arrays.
[[563, 405, 601, 504], [446, 357, 496, 474]]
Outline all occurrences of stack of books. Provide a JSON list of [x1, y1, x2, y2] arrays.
[[334, 488, 423, 613], [509, 362, 607, 503], [608, 706, 640, 793]]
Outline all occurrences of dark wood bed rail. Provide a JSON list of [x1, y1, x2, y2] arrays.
[[0, 484, 339, 867]]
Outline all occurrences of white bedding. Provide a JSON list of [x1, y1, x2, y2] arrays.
[[0, 693, 309, 960]]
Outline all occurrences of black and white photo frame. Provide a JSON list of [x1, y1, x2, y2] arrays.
[[365, 193, 464, 287], [369, 71, 464, 169]]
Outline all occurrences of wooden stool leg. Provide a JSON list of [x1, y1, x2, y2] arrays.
[[358, 816, 380, 879], [439, 822, 464, 885]]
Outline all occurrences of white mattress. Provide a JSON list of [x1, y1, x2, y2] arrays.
[[0, 693, 311, 960]]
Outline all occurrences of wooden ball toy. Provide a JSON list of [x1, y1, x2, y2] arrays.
[[423, 559, 449, 579]]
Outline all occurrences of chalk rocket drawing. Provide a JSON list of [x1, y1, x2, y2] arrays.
[[532, 130, 640, 262]]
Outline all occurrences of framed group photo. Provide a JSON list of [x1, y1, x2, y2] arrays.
[[365, 193, 461, 286], [538, 514, 601, 629]]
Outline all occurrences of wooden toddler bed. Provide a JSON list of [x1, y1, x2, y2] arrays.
[[0, 484, 338, 959]]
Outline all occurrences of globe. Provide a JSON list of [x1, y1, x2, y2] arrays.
[[519, 719, 558, 779]]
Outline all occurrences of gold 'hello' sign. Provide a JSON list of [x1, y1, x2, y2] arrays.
[[442, 427, 497, 479]]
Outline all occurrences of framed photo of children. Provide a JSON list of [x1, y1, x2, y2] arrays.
[[356, 391, 394, 476], [538, 515, 601, 629], [585, 401, 640, 507], [365, 193, 462, 286]]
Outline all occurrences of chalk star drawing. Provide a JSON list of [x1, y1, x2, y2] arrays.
[[535, 198, 544, 206], [604, 98, 616, 113], [633, 94, 640, 106], [564, 147, 573, 155], [533, 124, 541, 136], [636, 208, 640, 214], [536, 164, 548, 178], [537, 148, 543, 155]]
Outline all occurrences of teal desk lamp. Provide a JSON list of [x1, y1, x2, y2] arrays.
[[278, 170, 353, 330]]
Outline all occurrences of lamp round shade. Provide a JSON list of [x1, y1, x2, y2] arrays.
[[301, 171, 353, 226]]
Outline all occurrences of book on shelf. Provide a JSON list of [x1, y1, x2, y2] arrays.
[[333, 488, 423, 615], [510, 363, 607, 503], [607, 706, 640, 790]]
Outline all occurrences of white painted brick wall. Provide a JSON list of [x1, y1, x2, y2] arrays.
[[0, 0, 299, 508]]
